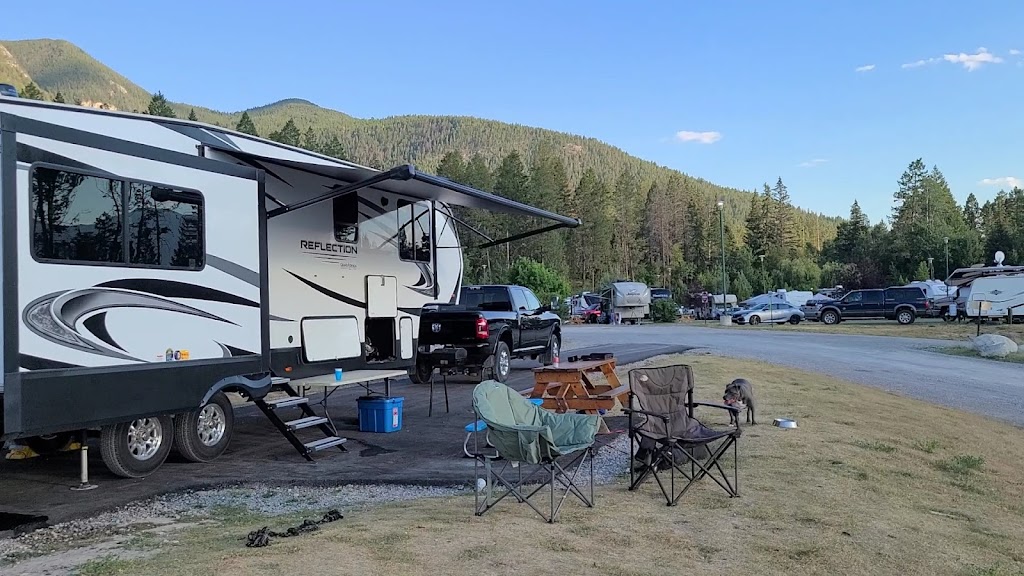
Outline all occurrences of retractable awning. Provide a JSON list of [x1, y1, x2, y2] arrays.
[[200, 143, 581, 248]]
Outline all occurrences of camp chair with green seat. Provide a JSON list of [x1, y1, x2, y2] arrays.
[[471, 379, 600, 523], [625, 364, 742, 506]]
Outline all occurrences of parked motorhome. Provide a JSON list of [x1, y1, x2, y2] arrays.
[[0, 96, 579, 478], [600, 281, 651, 324]]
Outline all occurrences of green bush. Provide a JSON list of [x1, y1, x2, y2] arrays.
[[651, 299, 679, 323]]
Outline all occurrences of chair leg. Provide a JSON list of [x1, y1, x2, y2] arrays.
[[444, 374, 450, 413]]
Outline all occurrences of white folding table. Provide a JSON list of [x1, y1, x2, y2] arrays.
[[292, 369, 408, 433]]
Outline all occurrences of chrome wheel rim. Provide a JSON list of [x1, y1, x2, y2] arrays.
[[127, 418, 163, 461], [899, 311, 912, 324], [499, 349, 510, 376], [197, 403, 226, 447], [551, 338, 559, 359]]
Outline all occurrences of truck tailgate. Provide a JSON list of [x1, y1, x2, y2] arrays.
[[419, 310, 484, 346]]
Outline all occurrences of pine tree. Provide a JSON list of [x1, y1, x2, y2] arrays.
[[146, 92, 177, 118], [570, 169, 613, 289], [22, 82, 44, 100], [963, 193, 982, 232], [462, 154, 493, 191], [269, 119, 301, 146], [491, 152, 530, 271], [435, 152, 466, 183], [235, 112, 258, 136], [302, 126, 320, 153], [772, 177, 798, 255], [525, 143, 570, 270], [53, 91, 65, 104], [188, 108, 198, 121], [321, 135, 347, 161], [893, 158, 927, 226]]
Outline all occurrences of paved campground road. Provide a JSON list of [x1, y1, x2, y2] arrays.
[[562, 324, 1024, 428]]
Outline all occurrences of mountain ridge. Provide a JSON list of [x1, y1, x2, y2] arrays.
[[0, 38, 841, 252]]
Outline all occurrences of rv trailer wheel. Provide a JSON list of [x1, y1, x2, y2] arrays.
[[172, 392, 234, 463], [100, 415, 174, 478]]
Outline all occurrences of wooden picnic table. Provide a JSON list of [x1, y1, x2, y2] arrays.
[[524, 357, 629, 414]]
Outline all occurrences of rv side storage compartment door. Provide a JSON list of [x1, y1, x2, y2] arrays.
[[366, 275, 398, 318], [399, 316, 414, 360]]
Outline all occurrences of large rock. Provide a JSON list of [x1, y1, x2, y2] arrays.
[[972, 334, 1019, 358]]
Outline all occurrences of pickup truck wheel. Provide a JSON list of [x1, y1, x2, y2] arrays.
[[409, 357, 433, 384], [491, 341, 511, 383], [821, 310, 840, 325], [896, 309, 915, 325], [542, 333, 561, 366]]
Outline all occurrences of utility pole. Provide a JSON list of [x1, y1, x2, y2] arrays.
[[717, 199, 727, 324]]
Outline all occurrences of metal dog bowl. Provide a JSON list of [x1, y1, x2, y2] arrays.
[[773, 418, 798, 429]]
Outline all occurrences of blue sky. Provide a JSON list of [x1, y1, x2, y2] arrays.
[[4, 1, 1023, 223]]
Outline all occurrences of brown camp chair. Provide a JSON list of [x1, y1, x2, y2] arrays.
[[624, 364, 741, 505]]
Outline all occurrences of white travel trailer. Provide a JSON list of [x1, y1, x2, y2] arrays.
[[600, 281, 651, 324], [0, 97, 579, 477], [964, 275, 1024, 320]]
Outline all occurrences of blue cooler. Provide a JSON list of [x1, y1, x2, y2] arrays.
[[357, 396, 404, 433]]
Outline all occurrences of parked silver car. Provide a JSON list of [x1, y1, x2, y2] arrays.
[[732, 302, 805, 325]]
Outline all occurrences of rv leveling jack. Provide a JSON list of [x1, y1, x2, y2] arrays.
[[70, 430, 98, 491]]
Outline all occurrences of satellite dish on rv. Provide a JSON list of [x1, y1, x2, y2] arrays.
[[994, 251, 1005, 267]]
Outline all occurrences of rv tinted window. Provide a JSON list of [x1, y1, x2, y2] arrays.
[[397, 199, 431, 262], [333, 193, 358, 244], [31, 166, 124, 263], [128, 183, 204, 269]]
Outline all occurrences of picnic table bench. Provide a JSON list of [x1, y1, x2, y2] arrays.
[[522, 357, 629, 414]]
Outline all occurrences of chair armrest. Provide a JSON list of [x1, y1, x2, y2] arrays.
[[622, 407, 669, 421], [691, 401, 740, 413]]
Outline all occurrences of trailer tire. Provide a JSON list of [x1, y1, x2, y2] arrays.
[[100, 415, 174, 478], [173, 393, 234, 463], [24, 432, 76, 455]]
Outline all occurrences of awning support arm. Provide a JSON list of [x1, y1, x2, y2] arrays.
[[446, 213, 494, 243], [476, 222, 569, 249], [266, 165, 414, 219]]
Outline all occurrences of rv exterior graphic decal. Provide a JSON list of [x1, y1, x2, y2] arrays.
[[21, 278, 265, 369]]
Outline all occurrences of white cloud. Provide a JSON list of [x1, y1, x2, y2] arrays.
[[901, 57, 939, 69], [943, 47, 1003, 71], [798, 158, 828, 168], [902, 48, 1004, 71], [979, 176, 1023, 188], [855, 64, 876, 72], [1010, 48, 1021, 55], [674, 130, 722, 144]]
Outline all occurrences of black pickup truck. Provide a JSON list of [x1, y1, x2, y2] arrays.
[[814, 286, 931, 325], [412, 285, 562, 383]]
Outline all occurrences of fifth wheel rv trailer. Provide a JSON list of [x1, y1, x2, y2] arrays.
[[0, 96, 579, 478], [600, 281, 651, 324]]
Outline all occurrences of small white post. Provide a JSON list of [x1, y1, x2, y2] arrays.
[[71, 432, 98, 491]]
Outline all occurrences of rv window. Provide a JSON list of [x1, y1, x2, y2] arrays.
[[31, 166, 125, 263], [397, 199, 431, 262], [333, 192, 358, 244], [128, 183, 204, 269]]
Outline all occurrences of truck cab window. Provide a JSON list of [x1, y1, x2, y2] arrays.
[[511, 287, 529, 311], [523, 289, 542, 311], [398, 199, 431, 262]]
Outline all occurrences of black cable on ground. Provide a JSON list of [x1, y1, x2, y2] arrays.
[[245, 509, 343, 548]]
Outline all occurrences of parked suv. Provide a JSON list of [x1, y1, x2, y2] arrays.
[[816, 286, 930, 325]]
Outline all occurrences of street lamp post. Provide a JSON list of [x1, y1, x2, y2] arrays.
[[943, 236, 950, 296], [927, 256, 934, 280], [717, 199, 728, 325]]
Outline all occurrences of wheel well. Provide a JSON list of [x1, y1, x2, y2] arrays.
[[499, 329, 514, 348], [895, 305, 914, 314], [821, 306, 840, 316]]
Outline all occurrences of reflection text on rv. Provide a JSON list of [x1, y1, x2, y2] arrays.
[[300, 240, 358, 255]]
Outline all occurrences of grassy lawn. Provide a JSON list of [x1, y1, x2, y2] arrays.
[[64, 353, 1024, 576], [680, 317, 1024, 344]]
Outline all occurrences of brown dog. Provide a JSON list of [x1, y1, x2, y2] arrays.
[[723, 378, 756, 425]]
